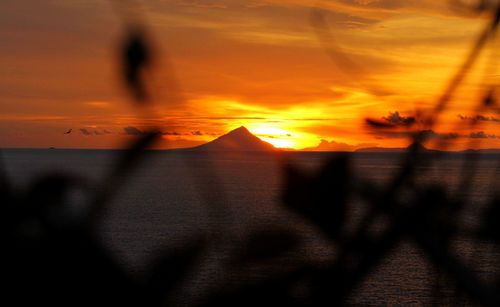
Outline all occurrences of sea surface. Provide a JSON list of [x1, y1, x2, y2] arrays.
[[3, 148, 500, 305]]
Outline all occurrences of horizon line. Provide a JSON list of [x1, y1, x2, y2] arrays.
[[3, 146, 500, 153]]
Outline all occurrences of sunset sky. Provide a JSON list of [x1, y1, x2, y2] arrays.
[[3, 0, 500, 150]]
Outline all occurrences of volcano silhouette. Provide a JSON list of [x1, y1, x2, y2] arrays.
[[191, 126, 276, 151]]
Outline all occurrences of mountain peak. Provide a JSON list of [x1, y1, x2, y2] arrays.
[[190, 126, 276, 151], [407, 142, 428, 151], [227, 126, 250, 135]]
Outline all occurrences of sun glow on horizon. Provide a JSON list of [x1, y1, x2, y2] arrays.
[[249, 127, 296, 148], [260, 137, 295, 148]]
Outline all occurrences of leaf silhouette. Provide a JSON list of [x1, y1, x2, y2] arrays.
[[146, 239, 205, 305], [283, 155, 349, 240], [121, 27, 152, 103]]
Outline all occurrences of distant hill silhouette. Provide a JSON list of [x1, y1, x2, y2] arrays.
[[188, 126, 276, 151], [355, 143, 437, 153], [459, 148, 500, 154], [300, 139, 377, 152], [355, 147, 406, 153], [355, 143, 500, 153]]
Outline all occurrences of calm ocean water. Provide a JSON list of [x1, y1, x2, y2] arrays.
[[3, 148, 500, 305]]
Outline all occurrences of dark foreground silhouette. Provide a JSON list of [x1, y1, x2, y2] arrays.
[[3, 1, 500, 306]]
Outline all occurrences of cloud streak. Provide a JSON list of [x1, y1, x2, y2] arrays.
[[162, 131, 182, 135], [81, 128, 113, 136], [469, 131, 497, 139], [458, 114, 500, 123], [80, 128, 91, 136], [124, 126, 146, 135], [382, 111, 416, 126], [374, 129, 498, 140]]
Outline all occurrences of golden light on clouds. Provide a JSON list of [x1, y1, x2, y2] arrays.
[[2, 0, 500, 150]]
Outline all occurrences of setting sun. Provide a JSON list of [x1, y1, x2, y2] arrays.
[[248, 127, 295, 148], [259, 137, 294, 149]]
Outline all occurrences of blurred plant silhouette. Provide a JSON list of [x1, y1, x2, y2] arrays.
[[3, 1, 500, 306]]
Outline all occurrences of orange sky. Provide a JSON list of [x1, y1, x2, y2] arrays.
[[2, 0, 500, 150]]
